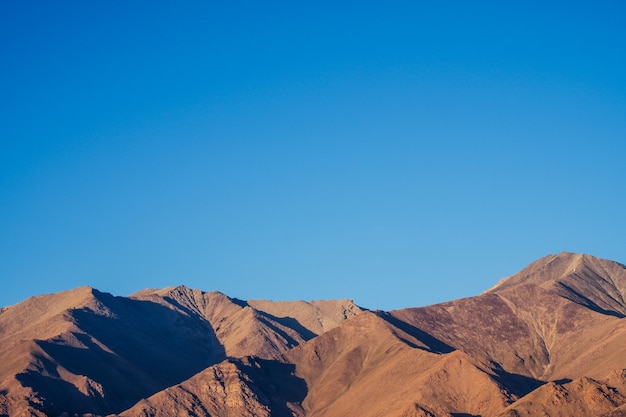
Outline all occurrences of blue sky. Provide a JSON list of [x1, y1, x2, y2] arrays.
[[1, 2, 625, 310]]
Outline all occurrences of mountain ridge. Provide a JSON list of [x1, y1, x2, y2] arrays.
[[2, 252, 626, 416], [486, 252, 626, 317]]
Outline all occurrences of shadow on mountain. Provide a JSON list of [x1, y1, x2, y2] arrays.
[[553, 378, 573, 384], [377, 312, 455, 354], [257, 311, 317, 341], [557, 282, 626, 318], [16, 370, 109, 416], [0, 389, 10, 417], [490, 361, 544, 398], [22, 290, 226, 415], [230, 297, 249, 308], [239, 357, 307, 417]]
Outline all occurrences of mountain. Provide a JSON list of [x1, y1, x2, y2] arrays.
[[0, 285, 361, 416], [1, 252, 626, 416], [487, 252, 626, 317]]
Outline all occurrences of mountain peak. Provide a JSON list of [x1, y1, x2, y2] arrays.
[[4, 253, 626, 417], [487, 252, 626, 317]]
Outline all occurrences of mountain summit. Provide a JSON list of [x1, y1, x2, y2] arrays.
[[487, 252, 626, 317], [1, 253, 626, 417]]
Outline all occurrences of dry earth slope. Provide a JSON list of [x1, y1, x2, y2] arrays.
[[0, 285, 361, 416], [2, 252, 626, 417]]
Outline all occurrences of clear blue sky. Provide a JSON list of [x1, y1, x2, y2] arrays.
[[1, 2, 625, 311]]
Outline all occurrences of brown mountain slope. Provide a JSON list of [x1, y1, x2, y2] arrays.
[[122, 310, 513, 417], [491, 282, 626, 382], [0, 286, 94, 384], [120, 357, 306, 417], [131, 286, 304, 359], [487, 253, 626, 382], [487, 252, 626, 317], [391, 253, 626, 383], [285, 311, 514, 417], [497, 377, 626, 417], [391, 284, 623, 384], [0, 285, 361, 416], [0, 287, 222, 416], [3, 252, 626, 417], [131, 286, 362, 358], [247, 298, 363, 335]]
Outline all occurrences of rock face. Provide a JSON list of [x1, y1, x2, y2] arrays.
[[1, 252, 626, 416]]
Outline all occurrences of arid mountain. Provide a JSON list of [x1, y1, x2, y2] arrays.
[[1, 252, 626, 417], [487, 253, 626, 317], [129, 286, 362, 359], [0, 285, 361, 416]]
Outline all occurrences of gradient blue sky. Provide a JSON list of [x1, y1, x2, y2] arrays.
[[1, 2, 625, 311]]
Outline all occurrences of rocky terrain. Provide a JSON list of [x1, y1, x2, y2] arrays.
[[1, 252, 626, 416]]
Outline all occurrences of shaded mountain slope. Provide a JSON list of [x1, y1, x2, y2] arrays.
[[130, 286, 306, 359], [247, 298, 363, 336], [285, 311, 514, 417], [497, 376, 626, 417], [391, 253, 626, 383], [0, 285, 361, 416], [131, 286, 362, 359], [121, 357, 306, 417], [487, 252, 626, 317], [0, 287, 223, 416], [3, 252, 626, 417]]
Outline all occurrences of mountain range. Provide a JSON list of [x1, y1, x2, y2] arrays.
[[1, 252, 626, 417]]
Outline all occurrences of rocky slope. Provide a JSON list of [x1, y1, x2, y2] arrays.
[[0, 285, 361, 416], [1, 252, 626, 417]]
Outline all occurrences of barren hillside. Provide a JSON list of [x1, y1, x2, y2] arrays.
[[2, 252, 626, 417]]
